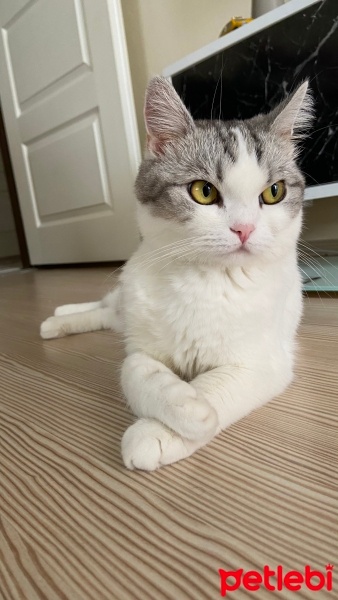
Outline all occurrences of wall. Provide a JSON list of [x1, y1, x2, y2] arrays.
[[0, 152, 19, 258], [121, 0, 251, 147]]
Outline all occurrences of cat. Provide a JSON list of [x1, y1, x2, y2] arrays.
[[41, 76, 313, 471]]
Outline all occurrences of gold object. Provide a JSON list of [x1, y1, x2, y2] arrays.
[[219, 16, 253, 36]]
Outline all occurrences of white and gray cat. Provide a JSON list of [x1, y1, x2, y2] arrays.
[[41, 76, 313, 471]]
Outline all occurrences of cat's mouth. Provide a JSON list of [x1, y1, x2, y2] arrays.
[[233, 244, 251, 254]]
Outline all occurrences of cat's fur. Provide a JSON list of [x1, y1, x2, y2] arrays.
[[41, 77, 313, 471]]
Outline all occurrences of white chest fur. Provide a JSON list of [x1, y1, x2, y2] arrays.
[[121, 254, 301, 379]]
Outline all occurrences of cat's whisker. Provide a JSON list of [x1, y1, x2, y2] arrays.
[[102, 271, 122, 290], [298, 266, 326, 304], [298, 243, 338, 291], [156, 246, 204, 273], [148, 246, 202, 273], [218, 60, 224, 123], [298, 250, 329, 278], [299, 267, 334, 301], [302, 171, 320, 185], [298, 253, 337, 289], [309, 122, 338, 136], [139, 239, 199, 263], [298, 241, 338, 271], [103, 269, 120, 281], [210, 69, 222, 120], [140, 242, 196, 268], [103, 238, 202, 290], [126, 237, 201, 271], [137, 236, 204, 267], [300, 262, 336, 291], [140, 234, 198, 256], [298, 248, 328, 272], [102, 234, 202, 287]]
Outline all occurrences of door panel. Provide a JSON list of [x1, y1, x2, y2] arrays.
[[26, 111, 111, 220], [0, 0, 141, 264], [7, 0, 90, 107]]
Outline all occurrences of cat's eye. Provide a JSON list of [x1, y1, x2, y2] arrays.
[[260, 180, 286, 205], [189, 180, 219, 205]]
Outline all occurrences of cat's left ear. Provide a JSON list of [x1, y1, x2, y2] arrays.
[[271, 81, 314, 139], [144, 76, 195, 156]]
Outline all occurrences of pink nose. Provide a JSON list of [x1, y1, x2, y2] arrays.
[[230, 223, 256, 244]]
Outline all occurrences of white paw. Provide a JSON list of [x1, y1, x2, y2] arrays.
[[121, 419, 191, 471], [40, 316, 63, 339], [162, 383, 218, 440]]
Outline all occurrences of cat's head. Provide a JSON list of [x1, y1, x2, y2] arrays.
[[135, 77, 313, 268]]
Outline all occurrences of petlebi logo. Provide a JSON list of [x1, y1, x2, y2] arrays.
[[219, 564, 334, 596]]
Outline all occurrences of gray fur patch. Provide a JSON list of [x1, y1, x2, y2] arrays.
[[136, 108, 306, 222]]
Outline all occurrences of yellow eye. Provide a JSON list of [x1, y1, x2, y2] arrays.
[[189, 180, 219, 205], [260, 180, 286, 205]]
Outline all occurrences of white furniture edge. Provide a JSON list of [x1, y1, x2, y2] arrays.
[[163, 0, 320, 78], [304, 183, 338, 201]]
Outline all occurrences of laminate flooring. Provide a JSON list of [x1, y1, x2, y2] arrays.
[[0, 267, 337, 599]]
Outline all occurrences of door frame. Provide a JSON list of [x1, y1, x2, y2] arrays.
[[0, 105, 30, 268]]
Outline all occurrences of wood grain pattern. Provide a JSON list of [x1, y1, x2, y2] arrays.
[[0, 267, 337, 600]]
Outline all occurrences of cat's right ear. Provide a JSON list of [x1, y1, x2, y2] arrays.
[[144, 77, 195, 156], [270, 81, 314, 140]]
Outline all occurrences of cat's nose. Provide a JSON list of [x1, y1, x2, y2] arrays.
[[230, 223, 256, 244]]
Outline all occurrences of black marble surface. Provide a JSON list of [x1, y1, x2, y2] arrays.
[[172, 0, 338, 187]]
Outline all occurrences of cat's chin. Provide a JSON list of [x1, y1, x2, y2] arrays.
[[218, 242, 283, 269], [187, 247, 266, 270], [231, 243, 274, 260], [224, 250, 259, 267]]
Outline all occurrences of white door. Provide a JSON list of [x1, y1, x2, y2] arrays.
[[0, 0, 141, 264]]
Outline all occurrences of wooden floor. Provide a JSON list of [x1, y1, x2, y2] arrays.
[[0, 267, 337, 600]]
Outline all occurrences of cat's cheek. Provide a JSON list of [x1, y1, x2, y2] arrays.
[[264, 204, 301, 234], [242, 207, 300, 259], [136, 203, 186, 244]]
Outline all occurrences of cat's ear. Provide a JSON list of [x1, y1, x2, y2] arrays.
[[271, 81, 314, 139], [144, 76, 195, 156]]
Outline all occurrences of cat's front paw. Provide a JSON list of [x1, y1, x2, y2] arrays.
[[121, 418, 193, 471], [162, 383, 218, 441]]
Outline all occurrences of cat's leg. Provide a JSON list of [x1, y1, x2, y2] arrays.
[[40, 307, 114, 339], [121, 352, 219, 441], [190, 360, 293, 431], [122, 418, 209, 471], [54, 301, 101, 316], [41, 286, 123, 338], [121, 356, 292, 471]]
